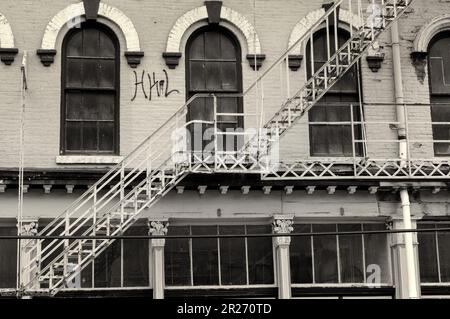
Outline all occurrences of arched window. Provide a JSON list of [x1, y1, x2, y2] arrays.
[[306, 28, 363, 157], [185, 25, 243, 155], [61, 22, 119, 155], [428, 32, 450, 156]]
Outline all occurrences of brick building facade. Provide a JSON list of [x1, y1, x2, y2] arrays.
[[0, 0, 449, 299]]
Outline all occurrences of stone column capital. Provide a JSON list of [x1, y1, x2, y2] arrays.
[[273, 215, 294, 246], [17, 218, 39, 236], [148, 219, 169, 248]]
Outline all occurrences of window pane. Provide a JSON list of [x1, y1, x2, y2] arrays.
[[221, 34, 237, 60], [66, 31, 83, 56], [83, 28, 99, 57], [247, 225, 274, 285], [290, 224, 313, 284], [205, 32, 221, 59], [66, 59, 82, 87], [98, 60, 115, 88], [97, 94, 115, 121], [123, 226, 149, 287], [189, 33, 204, 59], [0, 226, 17, 288], [221, 62, 237, 91], [313, 224, 338, 283], [66, 92, 83, 120], [98, 32, 116, 57], [310, 125, 329, 156], [363, 224, 391, 284], [417, 224, 439, 283], [338, 224, 364, 283], [82, 93, 101, 120], [205, 62, 222, 90], [99, 122, 114, 152], [192, 226, 219, 285], [94, 240, 121, 287], [165, 226, 191, 286], [82, 59, 99, 88], [189, 61, 205, 91], [219, 226, 246, 285], [65, 121, 82, 151], [438, 224, 450, 282], [82, 121, 98, 151]]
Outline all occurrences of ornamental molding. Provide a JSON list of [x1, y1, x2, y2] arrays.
[[40, 1, 141, 52], [272, 216, 294, 234], [148, 220, 169, 236], [414, 14, 450, 53], [288, 8, 363, 55], [165, 5, 262, 55]]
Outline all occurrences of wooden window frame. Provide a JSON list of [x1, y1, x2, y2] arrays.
[[60, 21, 120, 156], [428, 31, 450, 157]]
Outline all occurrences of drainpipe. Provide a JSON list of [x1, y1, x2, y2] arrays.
[[391, 21, 419, 299]]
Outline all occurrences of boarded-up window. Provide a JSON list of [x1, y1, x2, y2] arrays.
[[429, 32, 450, 156], [306, 29, 363, 157], [61, 22, 119, 154]]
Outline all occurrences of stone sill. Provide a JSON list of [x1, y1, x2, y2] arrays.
[[56, 156, 124, 165]]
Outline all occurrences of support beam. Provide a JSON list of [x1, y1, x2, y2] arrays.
[[148, 220, 168, 299], [390, 211, 421, 299], [272, 215, 293, 299], [18, 218, 39, 292]]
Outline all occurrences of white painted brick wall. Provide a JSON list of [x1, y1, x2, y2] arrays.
[[0, 0, 447, 169]]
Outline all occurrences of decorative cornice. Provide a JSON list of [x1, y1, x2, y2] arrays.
[[162, 52, 182, 69], [247, 54, 266, 71], [0, 48, 18, 65], [36, 49, 57, 67], [366, 54, 385, 72], [125, 51, 144, 68], [288, 54, 303, 71]]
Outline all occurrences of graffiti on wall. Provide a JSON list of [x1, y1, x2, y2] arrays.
[[131, 69, 180, 102]]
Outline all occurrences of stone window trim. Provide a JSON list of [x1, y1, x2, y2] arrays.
[[55, 156, 124, 165], [0, 12, 18, 65], [412, 14, 450, 61], [163, 3, 264, 70], [287, 8, 370, 71], [37, 1, 143, 67]]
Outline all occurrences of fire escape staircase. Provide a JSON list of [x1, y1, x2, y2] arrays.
[[20, 0, 413, 296]]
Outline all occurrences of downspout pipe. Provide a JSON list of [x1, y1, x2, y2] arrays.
[[391, 21, 419, 299]]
